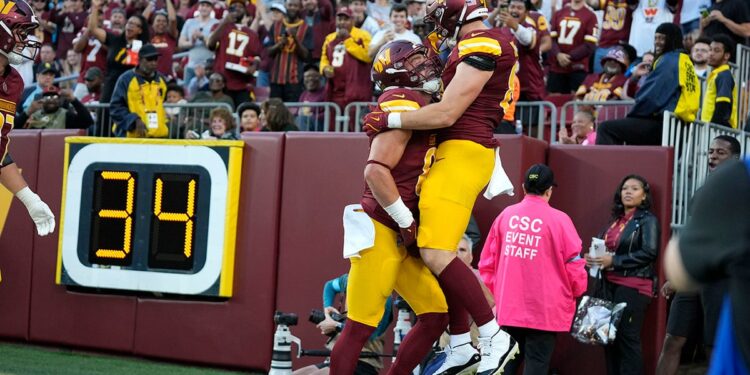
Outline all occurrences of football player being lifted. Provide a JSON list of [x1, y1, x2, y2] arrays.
[[330, 40, 449, 374], [363, 0, 520, 373]]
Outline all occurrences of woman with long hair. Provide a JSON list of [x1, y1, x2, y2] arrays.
[[260, 98, 299, 132], [587, 174, 660, 375]]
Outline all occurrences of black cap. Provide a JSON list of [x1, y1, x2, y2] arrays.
[[138, 44, 161, 59], [84, 67, 103, 81], [524, 164, 557, 195], [36, 62, 57, 75]]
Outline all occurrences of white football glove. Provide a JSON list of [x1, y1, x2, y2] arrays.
[[16, 187, 56, 236]]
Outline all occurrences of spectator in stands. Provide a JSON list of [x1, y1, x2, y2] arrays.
[[350, 0, 380, 37], [367, 0, 391, 29], [260, 98, 299, 132], [81, 67, 104, 104], [108, 8, 127, 34], [208, 0, 262, 106], [32, 0, 56, 46], [501, 0, 550, 103], [190, 72, 235, 109], [20, 63, 57, 114], [54, 0, 88, 61], [186, 107, 239, 139], [266, 0, 313, 102], [72, 23, 108, 100], [89, 0, 152, 104], [150, 0, 178, 79], [575, 47, 629, 101], [597, 23, 699, 145], [547, 0, 599, 94], [620, 42, 638, 77], [690, 37, 711, 79], [622, 50, 654, 97], [479, 164, 587, 375], [110, 44, 169, 138], [406, 0, 426, 25], [34, 44, 62, 79], [178, 0, 220, 88], [321, 7, 372, 123], [61, 50, 81, 89], [302, 0, 334, 64], [587, 0, 638, 74], [176, 0, 196, 21], [628, 0, 676, 57], [679, 0, 711, 36], [187, 62, 210, 98], [586, 174, 660, 375], [701, 34, 738, 128], [238, 102, 262, 132], [19, 86, 93, 130], [297, 64, 327, 131], [699, 0, 750, 54], [165, 84, 186, 126], [558, 108, 596, 145], [368, 5, 420, 59], [656, 134, 741, 375]]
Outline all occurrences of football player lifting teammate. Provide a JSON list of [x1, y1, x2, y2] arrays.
[[362, 0, 520, 373], [329, 40, 449, 375]]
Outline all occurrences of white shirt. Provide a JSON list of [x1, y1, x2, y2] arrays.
[[370, 28, 422, 52], [628, 0, 674, 56], [680, 0, 711, 24], [359, 15, 381, 37]]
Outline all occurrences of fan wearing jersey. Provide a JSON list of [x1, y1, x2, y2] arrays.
[[72, 26, 108, 100], [547, 0, 599, 94], [329, 41, 450, 375], [208, 0, 262, 107], [362, 0, 520, 373]]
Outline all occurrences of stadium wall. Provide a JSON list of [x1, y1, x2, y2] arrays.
[[0, 130, 673, 374]]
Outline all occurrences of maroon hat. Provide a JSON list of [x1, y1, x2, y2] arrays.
[[42, 85, 60, 96], [336, 6, 353, 18]]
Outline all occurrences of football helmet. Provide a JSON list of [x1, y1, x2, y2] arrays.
[[371, 40, 443, 94], [425, 0, 488, 41], [0, 0, 41, 65]]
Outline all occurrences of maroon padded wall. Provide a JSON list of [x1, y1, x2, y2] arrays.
[[28, 130, 138, 352], [472, 135, 548, 252], [0, 130, 41, 339], [133, 134, 284, 370], [547, 145, 673, 375], [275, 133, 373, 369]]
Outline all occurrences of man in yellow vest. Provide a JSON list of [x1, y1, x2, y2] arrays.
[[700, 34, 738, 129]]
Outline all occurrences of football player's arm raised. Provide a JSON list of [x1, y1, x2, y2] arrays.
[[386, 60, 493, 130]]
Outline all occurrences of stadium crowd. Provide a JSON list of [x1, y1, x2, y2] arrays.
[[11, 0, 750, 136]]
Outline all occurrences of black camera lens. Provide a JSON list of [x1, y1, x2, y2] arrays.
[[274, 311, 298, 326]]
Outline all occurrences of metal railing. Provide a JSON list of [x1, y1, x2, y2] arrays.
[[343, 102, 376, 133], [285, 102, 342, 132], [515, 101, 558, 142], [85, 102, 237, 139], [661, 111, 750, 230], [736, 43, 750, 131], [558, 100, 635, 143]]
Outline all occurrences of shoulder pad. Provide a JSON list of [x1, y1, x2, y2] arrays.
[[462, 54, 496, 71]]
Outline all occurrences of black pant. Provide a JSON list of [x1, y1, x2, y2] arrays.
[[502, 327, 557, 375], [270, 83, 304, 103], [547, 71, 587, 94], [605, 283, 652, 375], [596, 116, 663, 145]]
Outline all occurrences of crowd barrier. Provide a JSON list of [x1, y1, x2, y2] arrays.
[[285, 102, 342, 132], [558, 99, 634, 142], [0, 130, 675, 374], [662, 111, 750, 231], [85, 102, 237, 138], [736, 43, 750, 131]]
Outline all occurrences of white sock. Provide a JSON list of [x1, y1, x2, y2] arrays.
[[450, 332, 471, 348], [477, 319, 500, 337]]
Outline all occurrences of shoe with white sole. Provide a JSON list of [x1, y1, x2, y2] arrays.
[[434, 342, 481, 375], [476, 329, 519, 375]]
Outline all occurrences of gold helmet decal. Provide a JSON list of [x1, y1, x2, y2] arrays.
[[372, 47, 391, 74]]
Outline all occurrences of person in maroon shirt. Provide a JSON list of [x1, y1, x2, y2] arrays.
[[589, 0, 637, 73], [53, 0, 88, 60], [266, 0, 313, 102], [208, 0, 262, 106], [302, 0, 334, 63], [296, 64, 327, 131], [150, 0, 178, 79], [320, 7, 372, 130], [575, 46, 629, 101], [547, 0, 599, 94], [31, 0, 56, 46], [72, 25, 108, 100]]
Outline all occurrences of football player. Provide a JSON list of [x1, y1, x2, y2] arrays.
[[329, 40, 449, 375], [362, 0, 520, 373]]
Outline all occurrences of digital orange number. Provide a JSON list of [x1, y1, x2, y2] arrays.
[[95, 171, 135, 259], [153, 177, 196, 258]]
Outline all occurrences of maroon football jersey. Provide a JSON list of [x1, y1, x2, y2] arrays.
[[77, 36, 108, 84], [211, 23, 262, 92], [151, 33, 177, 77], [598, 0, 635, 48], [361, 88, 435, 231], [549, 4, 599, 73], [518, 12, 550, 101], [576, 72, 628, 101], [0, 67, 24, 167], [438, 27, 517, 148], [55, 11, 88, 60]]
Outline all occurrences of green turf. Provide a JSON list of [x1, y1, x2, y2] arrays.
[[0, 342, 256, 375]]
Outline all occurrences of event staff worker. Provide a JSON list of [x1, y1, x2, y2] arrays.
[[479, 164, 587, 375]]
